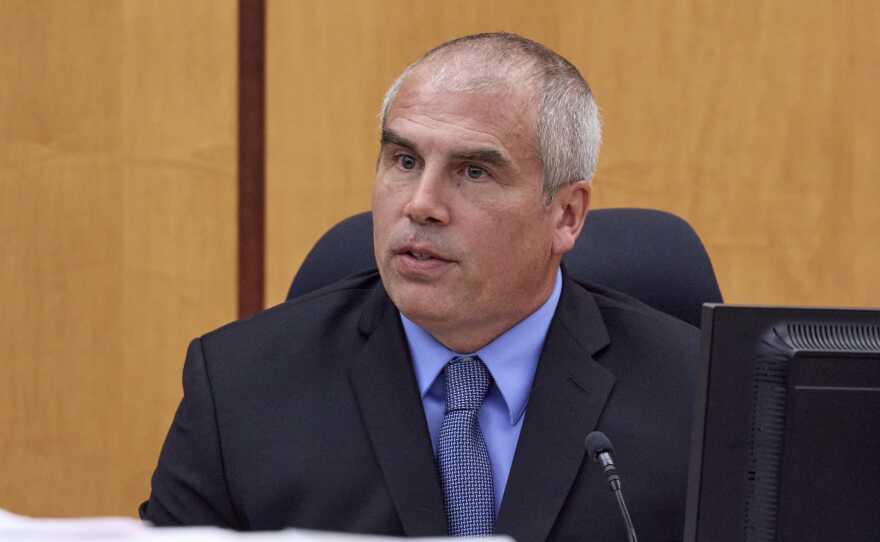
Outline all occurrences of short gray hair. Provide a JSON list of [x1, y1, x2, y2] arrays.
[[379, 33, 601, 199]]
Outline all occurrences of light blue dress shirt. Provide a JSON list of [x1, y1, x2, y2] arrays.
[[400, 268, 563, 515]]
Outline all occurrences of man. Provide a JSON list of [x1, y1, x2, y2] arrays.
[[142, 33, 698, 542]]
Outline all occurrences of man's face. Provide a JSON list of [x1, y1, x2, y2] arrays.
[[372, 73, 568, 352]]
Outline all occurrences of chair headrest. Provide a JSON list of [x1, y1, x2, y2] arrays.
[[288, 208, 722, 327]]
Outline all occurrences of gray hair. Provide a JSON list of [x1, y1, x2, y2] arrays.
[[379, 33, 601, 199]]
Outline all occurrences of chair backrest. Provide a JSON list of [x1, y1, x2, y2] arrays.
[[287, 208, 722, 327]]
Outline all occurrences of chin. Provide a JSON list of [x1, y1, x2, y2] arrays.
[[387, 285, 450, 326], [394, 296, 447, 325]]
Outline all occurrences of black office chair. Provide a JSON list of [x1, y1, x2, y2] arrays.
[[288, 208, 722, 327]]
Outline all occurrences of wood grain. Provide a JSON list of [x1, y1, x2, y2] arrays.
[[0, 0, 237, 516], [266, 0, 880, 308], [3, 0, 879, 520]]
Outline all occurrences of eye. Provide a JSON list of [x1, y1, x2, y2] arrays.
[[397, 154, 417, 170], [465, 165, 486, 180]]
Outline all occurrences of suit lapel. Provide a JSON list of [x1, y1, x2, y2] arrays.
[[348, 285, 447, 536], [495, 276, 615, 542]]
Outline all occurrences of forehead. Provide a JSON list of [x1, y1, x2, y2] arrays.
[[385, 71, 539, 160]]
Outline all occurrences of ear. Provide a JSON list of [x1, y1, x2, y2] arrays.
[[550, 180, 591, 256]]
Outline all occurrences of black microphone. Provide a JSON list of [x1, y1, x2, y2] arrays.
[[585, 431, 638, 542]]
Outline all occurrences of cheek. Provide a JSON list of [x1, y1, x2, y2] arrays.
[[373, 174, 412, 209], [485, 209, 553, 265], [466, 212, 531, 265], [372, 182, 401, 226], [372, 187, 393, 252]]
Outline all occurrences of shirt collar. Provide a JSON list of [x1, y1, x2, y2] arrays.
[[401, 268, 563, 425]]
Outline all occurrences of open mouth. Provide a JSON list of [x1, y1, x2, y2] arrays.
[[393, 246, 454, 276], [395, 244, 451, 262], [408, 250, 436, 261]]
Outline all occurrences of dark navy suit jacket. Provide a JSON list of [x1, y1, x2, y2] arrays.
[[141, 270, 699, 542]]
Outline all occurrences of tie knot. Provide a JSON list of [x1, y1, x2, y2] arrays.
[[444, 356, 492, 412]]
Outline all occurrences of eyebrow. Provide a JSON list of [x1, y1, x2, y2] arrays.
[[450, 148, 510, 168], [380, 129, 418, 152], [381, 129, 512, 169]]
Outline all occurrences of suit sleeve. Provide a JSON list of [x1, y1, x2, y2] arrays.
[[139, 338, 243, 528]]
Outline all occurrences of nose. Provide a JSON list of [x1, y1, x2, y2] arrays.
[[404, 166, 450, 225]]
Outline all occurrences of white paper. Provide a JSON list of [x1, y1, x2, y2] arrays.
[[0, 508, 513, 542]]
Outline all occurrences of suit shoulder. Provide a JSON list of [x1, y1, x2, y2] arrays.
[[575, 278, 698, 337], [199, 270, 382, 352]]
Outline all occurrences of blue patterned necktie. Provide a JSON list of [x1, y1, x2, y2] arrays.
[[438, 355, 495, 536]]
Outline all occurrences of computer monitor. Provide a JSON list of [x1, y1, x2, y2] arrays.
[[684, 304, 880, 542]]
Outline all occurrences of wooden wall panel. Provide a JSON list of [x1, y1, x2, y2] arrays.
[[0, 0, 237, 516], [266, 0, 880, 308]]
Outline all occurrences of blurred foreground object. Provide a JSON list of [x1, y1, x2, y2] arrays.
[[0, 508, 510, 542]]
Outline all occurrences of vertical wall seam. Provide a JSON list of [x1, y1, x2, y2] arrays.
[[238, 0, 265, 318]]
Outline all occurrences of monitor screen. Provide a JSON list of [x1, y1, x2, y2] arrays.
[[684, 304, 880, 542]]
